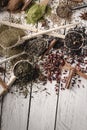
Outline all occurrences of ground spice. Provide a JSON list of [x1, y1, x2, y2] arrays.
[[0, 25, 8, 34], [0, 26, 25, 57], [0, 27, 25, 49]]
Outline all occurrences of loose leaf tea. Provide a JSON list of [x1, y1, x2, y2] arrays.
[[14, 60, 33, 78], [65, 27, 86, 51], [65, 31, 83, 50], [25, 37, 48, 57]]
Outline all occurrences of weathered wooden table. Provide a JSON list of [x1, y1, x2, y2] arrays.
[[0, 0, 87, 130]]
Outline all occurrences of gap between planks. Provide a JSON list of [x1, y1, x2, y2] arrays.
[[0, 12, 32, 130], [56, 3, 87, 130]]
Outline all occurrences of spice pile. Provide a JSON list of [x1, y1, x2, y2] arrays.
[[0, 0, 87, 98], [43, 51, 65, 83], [42, 46, 87, 92], [0, 25, 26, 57], [0, 26, 87, 97]]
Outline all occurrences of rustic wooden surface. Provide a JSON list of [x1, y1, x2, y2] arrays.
[[0, 0, 87, 130]]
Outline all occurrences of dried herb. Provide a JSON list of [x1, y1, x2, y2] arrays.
[[25, 37, 48, 57], [14, 60, 33, 78], [43, 51, 65, 83]]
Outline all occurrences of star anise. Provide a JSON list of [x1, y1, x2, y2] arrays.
[[80, 12, 87, 20]]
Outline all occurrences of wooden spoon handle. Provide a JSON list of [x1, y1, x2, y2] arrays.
[[22, 22, 79, 40], [0, 52, 25, 65], [7, 75, 17, 87], [0, 20, 37, 32], [0, 77, 8, 96]]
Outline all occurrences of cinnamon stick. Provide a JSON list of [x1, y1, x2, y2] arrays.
[[63, 62, 87, 80], [65, 68, 75, 89], [45, 39, 57, 55]]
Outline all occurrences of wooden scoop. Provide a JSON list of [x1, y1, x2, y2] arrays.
[[0, 77, 8, 96]]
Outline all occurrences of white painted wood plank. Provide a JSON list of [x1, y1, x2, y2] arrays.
[[56, 78, 87, 130], [56, 6, 87, 130], [29, 82, 57, 130], [28, 0, 65, 129], [0, 62, 7, 128], [0, 11, 30, 130], [1, 88, 30, 130], [0, 11, 10, 128]]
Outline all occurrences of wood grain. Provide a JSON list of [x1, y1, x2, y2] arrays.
[[28, 82, 57, 130], [1, 87, 30, 130], [56, 78, 87, 130], [0, 11, 31, 130], [56, 5, 87, 130], [0, 1, 87, 130], [28, 0, 65, 129]]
